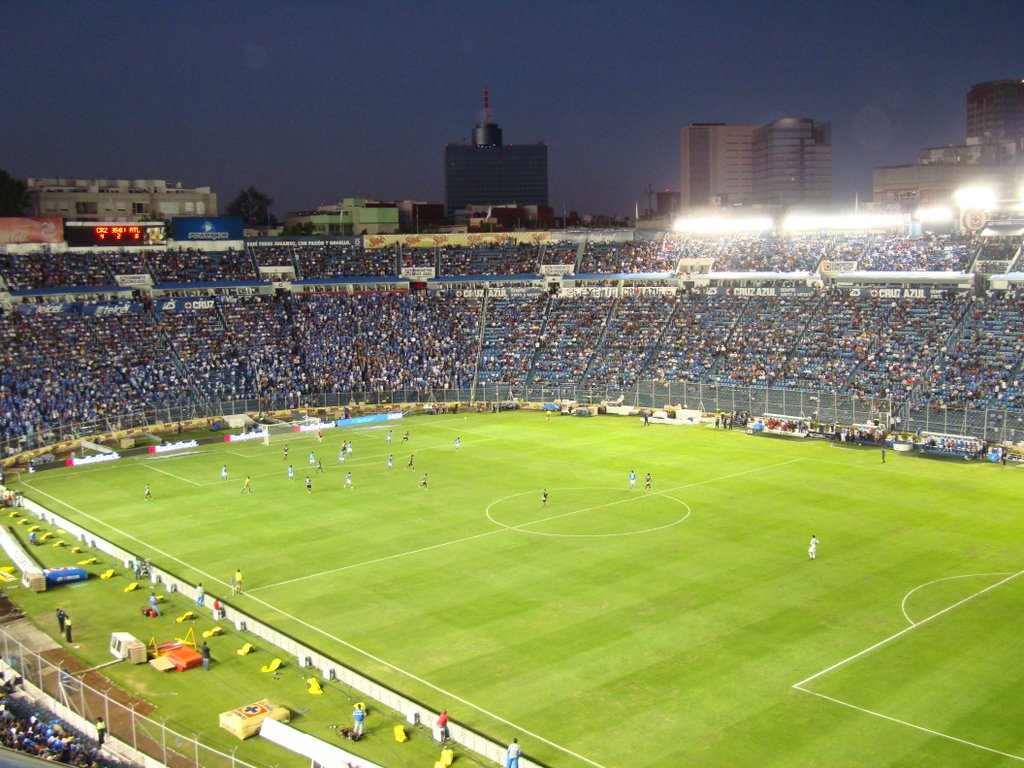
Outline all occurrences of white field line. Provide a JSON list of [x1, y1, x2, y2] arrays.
[[797, 690, 1024, 763], [793, 568, 1024, 690], [257, 457, 804, 591], [141, 463, 201, 486], [20, 480, 611, 768], [900, 573, 1012, 626]]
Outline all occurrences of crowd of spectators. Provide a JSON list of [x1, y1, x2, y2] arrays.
[[291, 292, 480, 393], [709, 296, 818, 386], [833, 234, 974, 272], [577, 240, 675, 274], [0, 699, 115, 767], [438, 245, 539, 276], [155, 303, 250, 402], [218, 295, 299, 400], [5, 269, 1024, 448], [648, 293, 739, 382], [584, 294, 674, 386], [477, 295, 548, 383], [0, 250, 114, 290], [248, 243, 296, 269], [540, 240, 578, 270], [0, 306, 188, 446], [148, 248, 257, 283], [292, 243, 396, 279], [667, 235, 828, 273], [921, 292, 1024, 410], [531, 295, 614, 384], [780, 293, 887, 391], [846, 295, 969, 400]]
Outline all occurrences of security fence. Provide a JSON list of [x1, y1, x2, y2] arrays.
[[4, 381, 1022, 460], [0, 623, 262, 768]]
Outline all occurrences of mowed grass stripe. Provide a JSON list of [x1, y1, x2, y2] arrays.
[[15, 411, 1024, 768]]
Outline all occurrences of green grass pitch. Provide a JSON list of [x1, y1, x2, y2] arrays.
[[9, 411, 1024, 768]]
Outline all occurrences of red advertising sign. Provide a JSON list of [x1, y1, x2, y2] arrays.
[[0, 217, 64, 245]]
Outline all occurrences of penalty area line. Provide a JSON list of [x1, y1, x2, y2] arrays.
[[793, 688, 1024, 763], [793, 568, 1024, 689]]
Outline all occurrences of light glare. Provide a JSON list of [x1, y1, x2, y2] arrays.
[[782, 213, 904, 232], [953, 186, 995, 209], [672, 216, 773, 234]]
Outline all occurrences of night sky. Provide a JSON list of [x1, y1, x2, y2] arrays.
[[5, 1, 1022, 218]]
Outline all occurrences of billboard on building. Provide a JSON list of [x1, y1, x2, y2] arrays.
[[171, 216, 244, 242], [0, 217, 63, 245]]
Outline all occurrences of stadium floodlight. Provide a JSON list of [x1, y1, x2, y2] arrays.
[[781, 213, 904, 232], [912, 206, 954, 223], [672, 216, 773, 234], [953, 186, 995, 210]]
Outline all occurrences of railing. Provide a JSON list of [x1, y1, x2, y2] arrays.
[[0, 625, 262, 768], [18, 492, 545, 768], [4, 381, 1022, 461]]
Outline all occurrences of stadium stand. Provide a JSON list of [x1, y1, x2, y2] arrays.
[[3, 231, 1024, 449]]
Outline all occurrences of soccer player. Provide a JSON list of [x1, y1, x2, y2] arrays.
[[305, 476, 312, 493], [345, 472, 353, 490], [402, 431, 410, 443], [338, 447, 346, 464], [808, 534, 820, 561], [454, 437, 461, 451], [542, 488, 548, 506], [316, 458, 324, 474], [317, 428, 323, 443], [308, 451, 315, 467], [386, 430, 393, 444], [345, 440, 353, 455], [221, 465, 228, 481], [645, 472, 652, 490], [406, 454, 415, 470], [420, 473, 428, 489], [387, 454, 393, 469], [629, 470, 636, 490], [144, 484, 152, 501], [282, 444, 289, 461], [287, 464, 294, 481], [241, 476, 253, 494], [234, 568, 243, 593]]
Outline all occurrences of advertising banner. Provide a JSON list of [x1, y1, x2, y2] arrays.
[[155, 297, 218, 314], [246, 237, 360, 248], [400, 266, 436, 280], [0, 217, 63, 245], [541, 264, 575, 275], [819, 260, 858, 273], [703, 286, 814, 297], [364, 232, 552, 250], [115, 274, 153, 287], [843, 287, 934, 299], [171, 216, 244, 242]]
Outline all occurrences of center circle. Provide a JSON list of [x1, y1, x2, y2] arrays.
[[485, 486, 691, 538]]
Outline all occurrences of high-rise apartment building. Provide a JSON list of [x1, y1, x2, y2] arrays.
[[751, 118, 832, 208], [444, 90, 548, 217], [966, 79, 1024, 144], [680, 124, 758, 208], [681, 119, 831, 211]]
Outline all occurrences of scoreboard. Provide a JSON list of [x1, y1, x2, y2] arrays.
[[65, 222, 166, 247]]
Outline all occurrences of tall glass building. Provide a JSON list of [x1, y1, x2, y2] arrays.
[[444, 91, 548, 217]]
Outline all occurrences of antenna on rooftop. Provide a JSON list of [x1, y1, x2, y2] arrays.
[[482, 87, 495, 125]]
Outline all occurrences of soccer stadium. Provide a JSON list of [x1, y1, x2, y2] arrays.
[[1, 224, 1024, 768]]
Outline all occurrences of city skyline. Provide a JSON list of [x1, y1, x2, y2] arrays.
[[4, 1, 1022, 218]]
